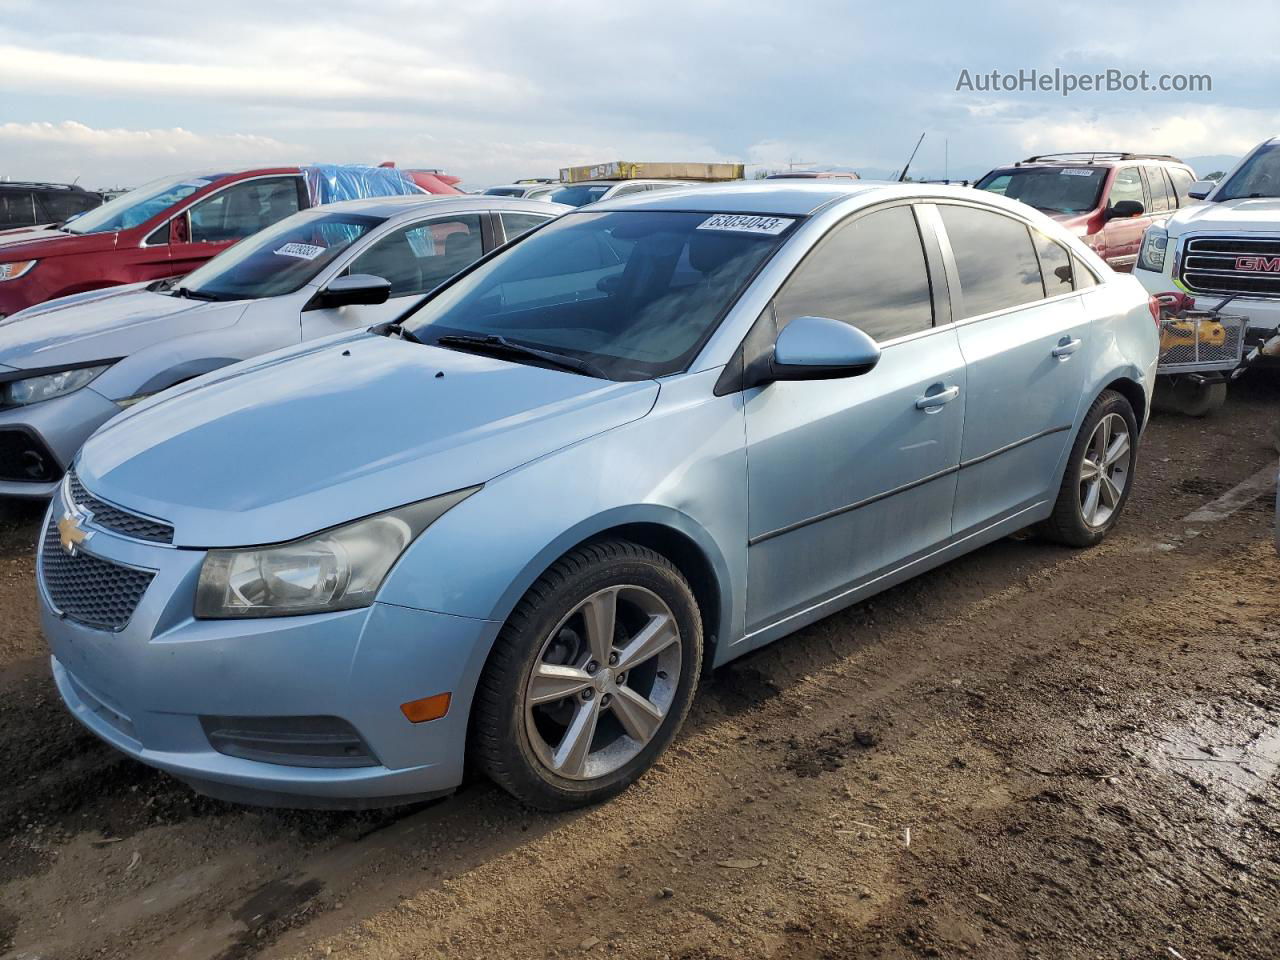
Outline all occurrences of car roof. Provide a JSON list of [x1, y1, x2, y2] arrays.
[[0, 181, 95, 192], [586, 180, 898, 216], [316, 194, 570, 219]]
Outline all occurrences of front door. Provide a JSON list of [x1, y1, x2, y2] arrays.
[[742, 203, 966, 638], [1098, 166, 1150, 271], [168, 176, 304, 276], [934, 203, 1091, 534]]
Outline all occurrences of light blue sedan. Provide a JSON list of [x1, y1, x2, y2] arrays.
[[39, 182, 1158, 810]]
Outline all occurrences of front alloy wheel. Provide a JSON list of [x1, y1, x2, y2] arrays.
[[471, 540, 701, 810]]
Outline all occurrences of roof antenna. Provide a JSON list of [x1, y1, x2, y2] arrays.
[[898, 133, 926, 182]]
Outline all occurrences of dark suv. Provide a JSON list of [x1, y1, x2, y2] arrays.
[[975, 152, 1198, 272], [0, 182, 104, 231]]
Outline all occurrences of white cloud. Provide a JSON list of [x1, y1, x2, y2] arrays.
[[1018, 106, 1280, 159], [0, 121, 302, 186]]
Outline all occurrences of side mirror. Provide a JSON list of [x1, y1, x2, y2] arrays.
[[313, 274, 392, 309], [1106, 199, 1145, 220], [1187, 180, 1215, 200], [168, 215, 189, 245], [752, 315, 881, 387]]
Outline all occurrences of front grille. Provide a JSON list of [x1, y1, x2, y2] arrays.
[[67, 471, 173, 544], [40, 515, 155, 631], [1179, 236, 1280, 298], [0, 428, 60, 483]]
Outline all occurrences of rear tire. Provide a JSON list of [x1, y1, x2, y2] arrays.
[[469, 540, 701, 811], [1039, 390, 1139, 547], [1171, 379, 1227, 418]]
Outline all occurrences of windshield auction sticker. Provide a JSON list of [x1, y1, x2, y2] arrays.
[[1059, 169, 1097, 176], [274, 242, 327, 260], [697, 214, 795, 235]]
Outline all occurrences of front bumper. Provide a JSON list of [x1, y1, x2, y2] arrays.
[[0, 387, 121, 497], [1135, 264, 1280, 337], [38, 501, 500, 807]]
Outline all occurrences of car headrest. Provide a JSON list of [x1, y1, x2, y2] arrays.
[[688, 231, 747, 276]]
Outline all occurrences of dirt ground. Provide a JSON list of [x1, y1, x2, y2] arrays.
[[1, 375, 1278, 960]]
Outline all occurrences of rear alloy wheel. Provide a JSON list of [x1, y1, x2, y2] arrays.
[[471, 540, 701, 810], [1039, 389, 1139, 547]]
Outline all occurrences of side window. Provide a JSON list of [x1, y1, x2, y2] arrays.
[[1072, 255, 1098, 289], [1033, 231, 1074, 295], [0, 191, 36, 228], [39, 191, 100, 223], [500, 212, 552, 243], [938, 205, 1043, 318], [188, 177, 301, 244], [1168, 168, 1196, 206], [1143, 168, 1172, 214], [1107, 168, 1145, 211], [347, 214, 484, 297], [775, 205, 933, 342]]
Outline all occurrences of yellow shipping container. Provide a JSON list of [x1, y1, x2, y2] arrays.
[[558, 161, 745, 183]]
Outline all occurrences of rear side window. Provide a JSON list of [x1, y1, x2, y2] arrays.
[[774, 205, 933, 342], [938, 205, 1043, 319], [1033, 231, 1074, 295], [1072, 255, 1098, 288], [1168, 168, 1195, 206]]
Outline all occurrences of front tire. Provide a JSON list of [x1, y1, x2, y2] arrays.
[[470, 540, 702, 811], [1039, 390, 1139, 547]]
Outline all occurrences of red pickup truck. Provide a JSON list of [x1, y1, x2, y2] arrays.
[[0, 164, 453, 318]]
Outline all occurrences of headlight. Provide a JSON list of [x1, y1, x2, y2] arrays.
[[1138, 228, 1169, 273], [1, 364, 110, 407], [194, 487, 478, 619], [0, 260, 37, 282]]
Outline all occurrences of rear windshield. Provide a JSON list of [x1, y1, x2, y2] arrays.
[[975, 167, 1106, 215], [1215, 143, 1280, 201], [404, 210, 794, 379], [65, 174, 208, 234], [177, 210, 384, 300], [549, 184, 613, 207], [484, 187, 525, 197]]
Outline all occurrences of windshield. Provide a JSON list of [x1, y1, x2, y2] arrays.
[[65, 174, 210, 234], [1215, 143, 1280, 201], [178, 210, 384, 300], [975, 167, 1105, 214], [404, 210, 793, 379], [549, 184, 613, 207]]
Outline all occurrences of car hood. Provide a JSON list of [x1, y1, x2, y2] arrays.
[[77, 334, 660, 547], [1165, 197, 1280, 235], [0, 285, 247, 370], [0, 225, 118, 257]]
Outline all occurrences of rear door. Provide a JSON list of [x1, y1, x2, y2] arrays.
[[935, 202, 1091, 534], [743, 202, 966, 636], [301, 211, 492, 337]]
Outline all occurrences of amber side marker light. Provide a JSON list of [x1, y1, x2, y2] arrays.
[[400, 692, 452, 723]]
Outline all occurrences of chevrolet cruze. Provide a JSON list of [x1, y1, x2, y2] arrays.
[[40, 182, 1159, 810]]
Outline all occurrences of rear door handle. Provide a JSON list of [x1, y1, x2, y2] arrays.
[[1052, 337, 1082, 359], [915, 385, 960, 410]]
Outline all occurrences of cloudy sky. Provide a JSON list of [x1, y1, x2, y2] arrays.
[[1, 0, 1276, 189]]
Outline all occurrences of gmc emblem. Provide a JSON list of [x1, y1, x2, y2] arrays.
[[1235, 255, 1280, 273]]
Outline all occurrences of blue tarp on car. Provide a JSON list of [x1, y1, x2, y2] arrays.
[[302, 164, 426, 206]]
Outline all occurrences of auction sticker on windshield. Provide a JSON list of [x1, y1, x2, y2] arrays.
[[274, 243, 327, 260], [697, 214, 795, 235], [1060, 169, 1098, 177]]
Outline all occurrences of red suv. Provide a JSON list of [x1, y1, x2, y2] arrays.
[[0, 164, 446, 318], [974, 152, 1198, 272]]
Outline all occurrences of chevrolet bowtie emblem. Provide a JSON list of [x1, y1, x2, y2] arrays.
[[58, 510, 89, 556]]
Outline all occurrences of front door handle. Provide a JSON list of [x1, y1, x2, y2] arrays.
[[915, 385, 960, 410], [1052, 337, 1082, 360]]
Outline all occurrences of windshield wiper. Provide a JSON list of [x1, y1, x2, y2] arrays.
[[434, 334, 610, 380], [172, 286, 220, 301]]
